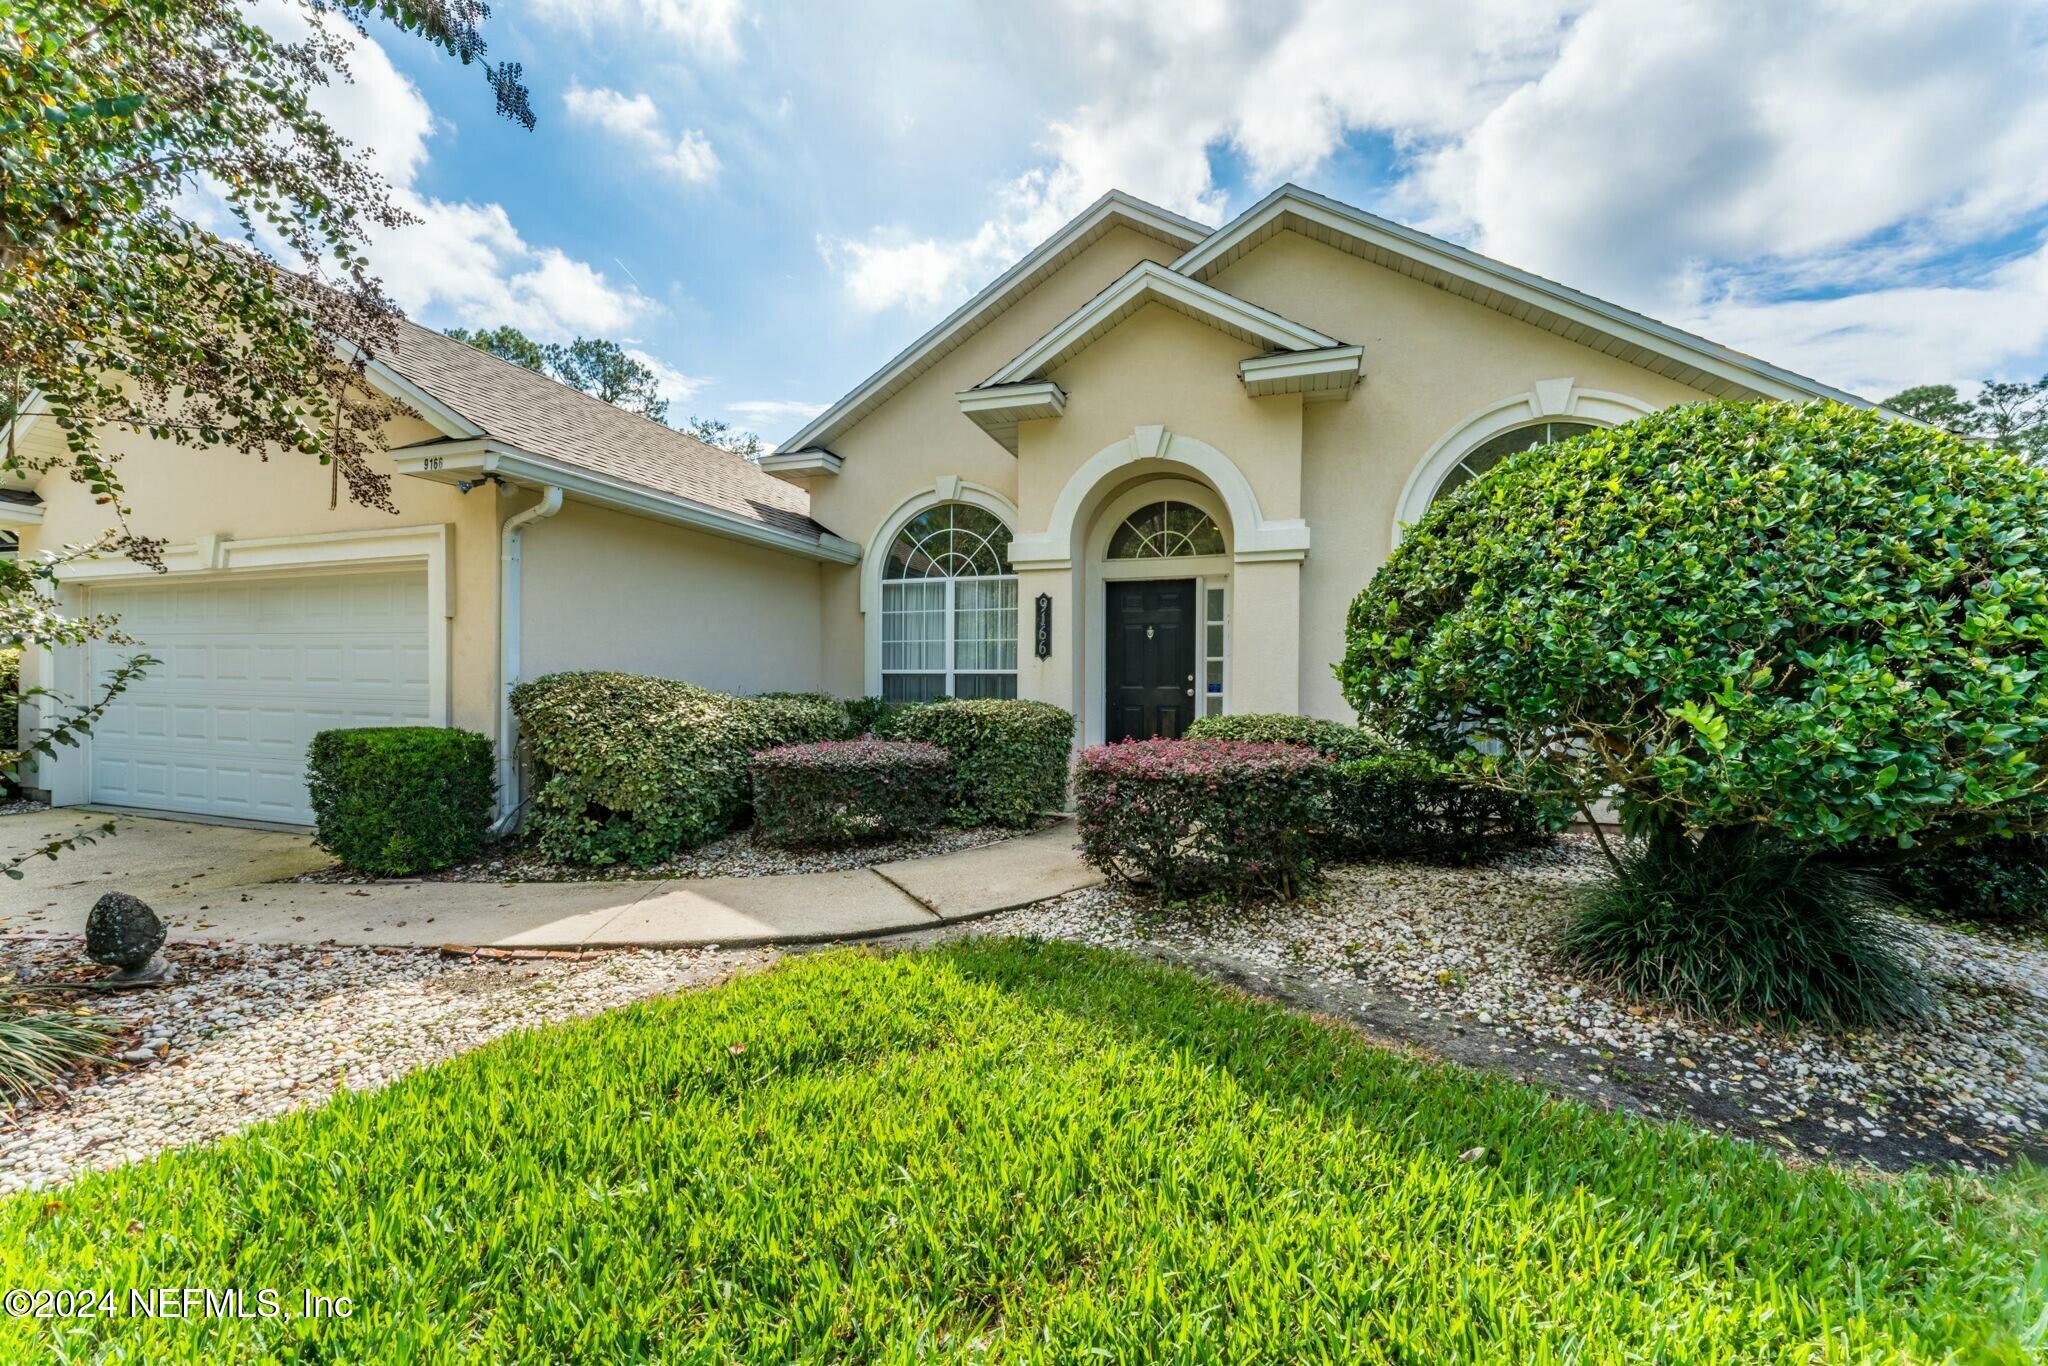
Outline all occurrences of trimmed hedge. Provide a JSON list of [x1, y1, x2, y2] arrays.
[[306, 727, 494, 876], [1183, 712, 1386, 761], [1328, 754, 1553, 864], [751, 740, 951, 848], [845, 695, 926, 739], [878, 698, 1073, 827], [1075, 739, 1326, 900], [509, 672, 845, 866], [1889, 835, 2048, 929], [1184, 712, 1550, 862], [751, 692, 856, 740]]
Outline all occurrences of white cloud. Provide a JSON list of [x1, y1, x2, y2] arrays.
[[239, 0, 650, 342], [727, 399, 827, 423], [814, 0, 2048, 393], [626, 349, 709, 404], [531, 0, 745, 61], [1682, 242, 2048, 400], [564, 85, 721, 185]]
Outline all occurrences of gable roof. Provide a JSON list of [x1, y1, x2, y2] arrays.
[[977, 259, 1342, 387], [374, 319, 828, 544], [1177, 184, 1873, 407], [776, 190, 1212, 456]]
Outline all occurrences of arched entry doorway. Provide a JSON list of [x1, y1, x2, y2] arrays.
[[1088, 479, 1231, 741]]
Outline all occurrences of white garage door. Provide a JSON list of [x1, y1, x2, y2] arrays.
[[87, 570, 431, 824]]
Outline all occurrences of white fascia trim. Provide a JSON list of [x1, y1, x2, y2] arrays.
[[1175, 184, 1874, 408], [1239, 345, 1363, 398], [779, 191, 1211, 454], [392, 440, 860, 564], [982, 260, 1341, 388], [0, 500, 43, 530], [955, 382, 1069, 456], [758, 448, 844, 477], [331, 340, 487, 440]]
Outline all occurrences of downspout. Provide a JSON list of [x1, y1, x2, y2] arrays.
[[492, 485, 564, 835]]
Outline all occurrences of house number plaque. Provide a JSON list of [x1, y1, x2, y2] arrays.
[[1034, 593, 1053, 659]]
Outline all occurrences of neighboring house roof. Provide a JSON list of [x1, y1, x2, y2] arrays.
[[375, 319, 829, 545], [776, 190, 1212, 458], [1176, 184, 1874, 407]]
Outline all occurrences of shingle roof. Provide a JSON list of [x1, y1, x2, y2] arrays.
[[378, 319, 825, 542]]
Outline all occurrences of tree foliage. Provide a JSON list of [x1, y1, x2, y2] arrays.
[[0, 0, 527, 829], [1338, 401, 2048, 849], [1883, 378, 2047, 463], [683, 415, 764, 459], [446, 324, 673, 422]]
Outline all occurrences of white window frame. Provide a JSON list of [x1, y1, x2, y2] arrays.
[[1197, 576, 1229, 719], [879, 571, 1018, 701]]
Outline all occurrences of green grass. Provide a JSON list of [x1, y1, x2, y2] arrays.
[[2, 941, 2042, 1362]]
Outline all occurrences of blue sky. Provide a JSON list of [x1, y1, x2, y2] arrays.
[[314, 0, 2048, 445]]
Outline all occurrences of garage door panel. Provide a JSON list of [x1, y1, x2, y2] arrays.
[[88, 570, 430, 824]]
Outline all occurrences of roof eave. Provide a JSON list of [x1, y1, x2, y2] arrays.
[[980, 259, 1342, 389], [781, 190, 1212, 454], [1175, 184, 1873, 409], [392, 439, 858, 564]]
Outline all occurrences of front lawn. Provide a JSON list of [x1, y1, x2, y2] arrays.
[[2, 941, 2040, 1361]]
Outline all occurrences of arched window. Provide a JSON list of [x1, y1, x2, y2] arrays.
[[1107, 501, 1225, 559], [1430, 421, 1595, 505], [880, 503, 1018, 702]]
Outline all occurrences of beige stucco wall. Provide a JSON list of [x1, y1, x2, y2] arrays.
[[17, 411, 505, 749], [808, 224, 1185, 696], [518, 500, 824, 694], [1208, 230, 1717, 719]]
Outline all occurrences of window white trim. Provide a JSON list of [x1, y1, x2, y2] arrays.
[[879, 573, 1018, 701], [862, 481, 1021, 697], [1392, 382, 1657, 545]]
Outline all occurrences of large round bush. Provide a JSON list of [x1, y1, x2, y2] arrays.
[[1341, 401, 2048, 848], [1339, 401, 2048, 1022]]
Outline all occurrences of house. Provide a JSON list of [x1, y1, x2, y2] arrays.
[[4, 184, 1871, 829]]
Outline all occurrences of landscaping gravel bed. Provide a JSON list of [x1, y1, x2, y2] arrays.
[[297, 820, 1048, 884], [980, 837, 2048, 1172], [0, 937, 771, 1195]]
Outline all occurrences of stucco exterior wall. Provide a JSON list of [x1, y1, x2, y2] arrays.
[[1208, 230, 1718, 721], [17, 411, 504, 743], [808, 224, 1184, 696], [518, 500, 824, 694]]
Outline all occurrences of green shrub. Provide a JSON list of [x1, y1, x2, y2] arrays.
[[509, 672, 844, 866], [1075, 739, 1326, 900], [845, 695, 927, 738], [1563, 829, 1925, 1028], [879, 698, 1073, 826], [1183, 711, 1386, 760], [0, 646, 18, 795], [750, 692, 855, 739], [751, 740, 951, 847], [1340, 400, 2048, 848], [1328, 753, 1552, 863], [1183, 714, 1550, 861], [305, 727, 494, 876], [1888, 835, 2048, 929], [0, 1007, 111, 1098]]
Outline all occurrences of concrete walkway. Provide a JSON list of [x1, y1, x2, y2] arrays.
[[5, 817, 1100, 950]]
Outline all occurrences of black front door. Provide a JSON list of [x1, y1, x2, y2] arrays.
[[1106, 579, 1196, 741]]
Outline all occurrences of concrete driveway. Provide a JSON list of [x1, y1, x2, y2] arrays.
[[2, 807, 328, 930], [3, 810, 1101, 950]]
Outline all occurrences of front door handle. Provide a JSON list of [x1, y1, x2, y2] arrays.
[[1184, 687, 1194, 697]]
